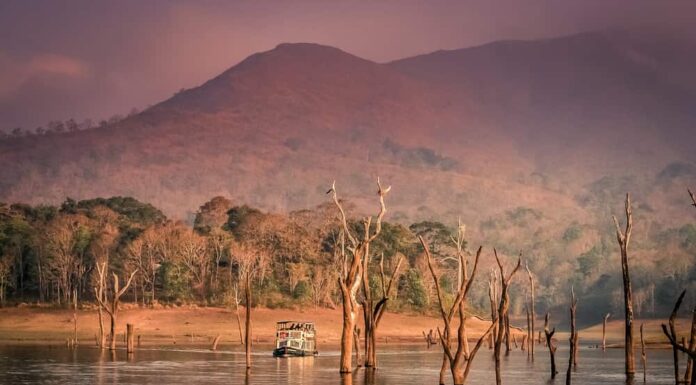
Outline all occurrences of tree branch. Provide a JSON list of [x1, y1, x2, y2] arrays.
[[328, 181, 358, 248]]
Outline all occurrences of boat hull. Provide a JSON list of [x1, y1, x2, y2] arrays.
[[273, 346, 318, 357]]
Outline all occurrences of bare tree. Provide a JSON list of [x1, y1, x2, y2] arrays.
[[44, 217, 81, 304], [232, 283, 244, 345], [244, 269, 252, 369], [544, 313, 558, 379], [640, 323, 647, 383], [662, 290, 696, 385], [361, 252, 403, 367], [488, 270, 498, 350], [327, 179, 390, 373], [178, 228, 209, 298], [602, 313, 611, 351], [612, 193, 635, 382], [94, 262, 107, 348], [661, 290, 696, 385], [420, 236, 493, 385], [71, 289, 78, 346], [124, 227, 159, 305], [95, 269, 137, 350], [207, 228, 230, 291], [230, 242, 268, 369], [525, 300, 530, 354], [566, 287, 578, 385], [525, 263, 535, 359], [309, 265, 337, 309], [493, 249, 522, 385]]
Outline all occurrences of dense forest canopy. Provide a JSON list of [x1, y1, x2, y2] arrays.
[[1, 193, 693, 327]]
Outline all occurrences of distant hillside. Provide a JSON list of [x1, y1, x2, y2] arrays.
[[1, 28, 695, 231], [390, 28, 696, 176]]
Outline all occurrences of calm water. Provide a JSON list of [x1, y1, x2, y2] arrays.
[[0, 343, 679, 384]]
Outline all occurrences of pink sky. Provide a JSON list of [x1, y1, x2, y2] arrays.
[[1, 0, 695, 129]]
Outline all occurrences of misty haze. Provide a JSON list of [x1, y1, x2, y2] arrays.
[[0, 1, 695, 384]]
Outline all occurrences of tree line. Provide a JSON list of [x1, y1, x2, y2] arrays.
[[0, 108, 140, 141], [0, 192, 693, 325]]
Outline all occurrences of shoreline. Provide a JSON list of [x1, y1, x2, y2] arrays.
[[0, 306, 686, 349]]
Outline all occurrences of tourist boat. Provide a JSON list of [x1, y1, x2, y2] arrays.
[[273, 321, 318, 357]]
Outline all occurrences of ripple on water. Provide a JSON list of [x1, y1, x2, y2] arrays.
[[0, 344, 680, 384]]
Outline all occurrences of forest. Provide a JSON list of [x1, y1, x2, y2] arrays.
[[1, 191, 694, 328]]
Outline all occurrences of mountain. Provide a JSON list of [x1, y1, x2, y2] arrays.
[[390, 28, 696, 176], [1, 28, 695, 237]]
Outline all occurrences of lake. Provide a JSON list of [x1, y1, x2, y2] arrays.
[[0, 343, 680, 384]]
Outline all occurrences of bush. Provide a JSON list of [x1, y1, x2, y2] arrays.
[[401, 269, 428, 311], [159, 261, 192, 302], [293, 280, 311, 301]]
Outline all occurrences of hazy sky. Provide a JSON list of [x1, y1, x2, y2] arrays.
[[1, 0, 695, 129]]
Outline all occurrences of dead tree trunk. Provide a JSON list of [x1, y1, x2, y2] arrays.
[[362, 253, 403, 368], [685, 309, 696, 385], [640, 324, 647, 383], [687, 313, 696, 385], [329, 179, 390, 373], [566, 288, 577, 385], [545, 313, 558, 379], [211, 334, 222, 351], [661, 290, 696, 385], [94, 262, 107, 349], [668, 291, 683, 384], [353, 327, 362, 368], [612, 193, 635, 382], [493, 249, 522, 385], [602, 313, 611, 352], [574, 329, 579, 368], [95, 268, 137, 351], [244, 270, 252, 369], [687, 190, 696, 385], [525, 263, 535, 360], [521, 335, 527, 352], [504, 313, 512, 355], [233, 283, 244, 345], [421, 236, 492, 385], [525, 302, 530, 355], [72, 289, 78, 347], [126, 323, 134, 354], [488, 271, 498, 351]]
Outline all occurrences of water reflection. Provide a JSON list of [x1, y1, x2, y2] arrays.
[[340, 372, 353, 385], [0, 344, 679, 384], [363, 368, 376, 385]]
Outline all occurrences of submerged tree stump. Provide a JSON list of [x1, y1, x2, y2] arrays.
[[602, 313, 611, 352], [544, 313, 558, 379], [126, 323, 134, 354], [566, 288, 577, 385], [640, 324, 647, 383], [211, 334, 222, 351]]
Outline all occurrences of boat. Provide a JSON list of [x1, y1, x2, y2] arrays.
[[273, 321, 318, 357]]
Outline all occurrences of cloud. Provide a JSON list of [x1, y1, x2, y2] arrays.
[[0, 52, 91, 99], [28, 54, 91, 78]]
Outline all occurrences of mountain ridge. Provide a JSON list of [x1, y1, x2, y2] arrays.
[[0, 28, 694, 232]]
